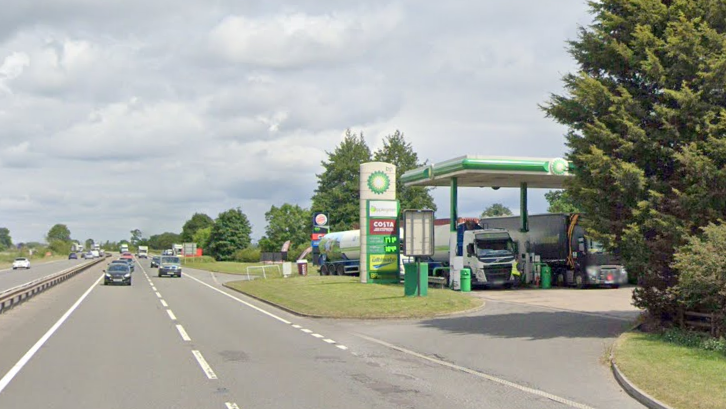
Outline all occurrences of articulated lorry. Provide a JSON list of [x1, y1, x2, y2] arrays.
[[317, 222, 520, 288], [479, 213, 627, 288]]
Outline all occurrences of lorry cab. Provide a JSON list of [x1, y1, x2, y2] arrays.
[[462, 229, 518, 287]]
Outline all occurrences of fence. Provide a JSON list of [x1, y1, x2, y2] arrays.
[[679, 309, 722, 338]]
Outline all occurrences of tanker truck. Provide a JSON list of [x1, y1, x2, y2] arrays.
[[479, 213, 628, 288], [317, 222, 520, 288]]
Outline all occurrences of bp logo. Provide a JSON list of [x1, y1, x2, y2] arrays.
[[367, 171, 390, 195], [549, 158, 569, 175]]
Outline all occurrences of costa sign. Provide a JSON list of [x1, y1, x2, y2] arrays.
[[369, 219, 397, 235]]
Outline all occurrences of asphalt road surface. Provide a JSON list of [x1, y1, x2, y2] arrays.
[[0, 258, 644, 409], [0, 258, 88, 293]]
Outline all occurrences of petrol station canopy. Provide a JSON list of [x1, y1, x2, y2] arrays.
[[401, 156, 574, 189]]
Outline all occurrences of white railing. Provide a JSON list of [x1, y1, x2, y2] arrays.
[[245, 265, 281, 280]]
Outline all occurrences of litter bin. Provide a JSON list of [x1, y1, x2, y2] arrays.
[[296, 260, 308, 276], [460, 268, 471, 293], [540, 265, 551, 289], [404, 263, 418, 297]]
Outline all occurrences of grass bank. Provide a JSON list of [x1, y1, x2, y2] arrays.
[[225, 275, 482, 319], [182, 259, 269, 276], [614, 332, 726, 409]]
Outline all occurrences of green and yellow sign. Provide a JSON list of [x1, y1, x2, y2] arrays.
[[366, 199, 399, 283]]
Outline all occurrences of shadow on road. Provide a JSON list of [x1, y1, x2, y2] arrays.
[[419, 308, 634, 340]]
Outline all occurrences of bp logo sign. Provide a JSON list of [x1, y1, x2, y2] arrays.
[[549, 158, 569, 175], [367, 171, 390, 195]]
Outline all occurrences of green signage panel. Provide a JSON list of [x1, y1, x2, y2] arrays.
[[365, 200, 400, 283]]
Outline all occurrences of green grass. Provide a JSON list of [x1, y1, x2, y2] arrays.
[[614, 332, 726, 409], [182, 259, 271, 276], [225, 275, 483, 319], [0, 252, 67, 269]]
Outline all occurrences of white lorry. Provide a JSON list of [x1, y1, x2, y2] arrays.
[[137, 246, 149, 259]]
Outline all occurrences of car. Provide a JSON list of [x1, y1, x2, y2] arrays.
[[83, 252, 94, 259], [158, 256, 182, 277], [104, 263, 132, 286], [119, 257, 135, 272], [68, 252, 78, 260], [12, 258, 30, 269], [150, 256, 161, 268], [162, 249, 174, 256]]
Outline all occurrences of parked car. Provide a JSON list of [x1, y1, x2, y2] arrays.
[[68, 252, 78, 260], [158, 256, 182, 277], [104, 263, 132, 286], [12, 258, 30, 269], [150, 256, 161, 268]]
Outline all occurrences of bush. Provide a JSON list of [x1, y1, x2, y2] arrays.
[[661, 328, 726, 356], [672, 222, 726, 317], [287, 243, 311, 262], [233, 247, 261, 262]]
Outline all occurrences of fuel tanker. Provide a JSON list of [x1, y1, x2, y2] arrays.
[[317, 221, 520, 287]]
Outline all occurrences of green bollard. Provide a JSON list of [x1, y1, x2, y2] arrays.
[[460, 268, 471, 292]]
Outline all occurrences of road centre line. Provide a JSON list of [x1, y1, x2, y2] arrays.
[[336, 345, 349, 351], [356, 334, 596, 409], [292, 324, 302, 329], [160, 299, 168, 307], [166, 309, 177, 320], [312, 333, 324, 338], [176, 324, 192, 341], [184, 273, 292, 324], [192, 350, 218, 380], [155, 292, 162, 298], [301, 329, 313, 333], [225, 403, 240, 409], [323, 339, 335, 344], [0, 273, 104, 394]]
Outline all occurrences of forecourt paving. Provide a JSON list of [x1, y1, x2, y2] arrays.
[[0, 256, 643, 409], [0, 258, 85, 293]]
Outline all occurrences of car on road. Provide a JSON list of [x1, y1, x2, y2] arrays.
[[121, 258, 136, 272], [12, 258, 30, 269], [150, 256, 160, 268], [68, 252, 78, 260], [158, 256, 182, 277], [82, 252, 95, 259], [104, 263, 132, 286]]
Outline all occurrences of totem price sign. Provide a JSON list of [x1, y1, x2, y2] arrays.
[[312, 212, 329, 248], [365, 200, 400, 283]]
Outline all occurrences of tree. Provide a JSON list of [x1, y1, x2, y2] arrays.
[[130, 229, 142, 246], [373, 130, 437, 211], [46, 224, 71, 243], [0, 228, 12, 251], [192, 227, 212, 251], [481, 203, 513, 218], [311, 129, 371, 231], [147, 233, 180, 250], [208, 208, 252, 261], [542, 0, 726, 321], [180, 213, 214, 242], [85, 238, 94, 249], [544, 190, 581, 214], [259, 204, 311, 252]]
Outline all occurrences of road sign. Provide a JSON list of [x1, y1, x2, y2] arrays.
[[403, 209, 435, 257]]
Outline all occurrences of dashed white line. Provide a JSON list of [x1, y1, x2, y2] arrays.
[[166, 309, 177, 320], [160, 299, 168, 307], [336, 345, 349, 351], [155, 292, 162, 298], [176, 324, 191, 341], [185, 273, 291, 324], [311, 333, 324, 338], [225, 403, 240, 409], [323, 339, 336, 344], [292, 324, 302, 329], [192, 350, 218, 379], [151, 286, 157, 291], [301, 329, 313, 333]]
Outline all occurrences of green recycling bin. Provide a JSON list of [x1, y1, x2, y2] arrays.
[[541, 265, 552, 289], [460, 268, 471, 292]]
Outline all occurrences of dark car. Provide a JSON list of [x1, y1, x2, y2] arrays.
[[68, 252, 78, 260], [150, 256, 160, 268], [110, 259, 134, 273], [120, 257, 135, 272], [104, 263, 132, 286], [158, 256, 182, 277]]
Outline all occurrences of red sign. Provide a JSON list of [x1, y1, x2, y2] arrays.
[[311, 233, 326, 241], [369, 219, 397, 235]]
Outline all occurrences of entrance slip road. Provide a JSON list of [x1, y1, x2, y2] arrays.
[[0, 259, 644, 409]]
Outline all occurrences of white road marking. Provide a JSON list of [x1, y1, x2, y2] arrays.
[[0, 274, 104, 394], [210, 271, 220, 285], [301, 329, 313, 333], [160, 299, 168, 307], [185, 273, 292, 324], [312, 333, 324, 338], [151, 286, 157, 291], [192, 350, 218, 379], [336, 345, 349, 351], [155, 292, 162, 298], [357, 334, 596, 409], [292, 324, 302, 329], [166, 309, 177, 320], [176, 325, 191, 341], [225, 403, 240, 409], [323, 339, 336, 344]]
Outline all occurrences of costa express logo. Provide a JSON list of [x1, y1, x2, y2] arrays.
[[369, 219, 396, 235]]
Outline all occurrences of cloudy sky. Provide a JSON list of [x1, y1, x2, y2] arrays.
[[0, 0, 592, 244]]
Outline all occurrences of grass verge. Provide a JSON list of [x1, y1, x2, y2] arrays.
[[614, 332, 726, 409], [0, 253, 67, 270], [225, 275, 483, 319], [182, 260, 269, 276]]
